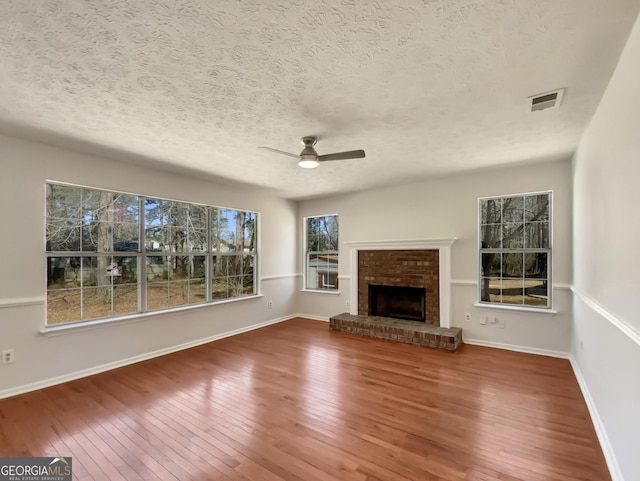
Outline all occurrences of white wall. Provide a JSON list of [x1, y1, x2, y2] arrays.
[[297, 159, 573, 355], [572, 10, 640, 481], [0, 134, 298, 396]]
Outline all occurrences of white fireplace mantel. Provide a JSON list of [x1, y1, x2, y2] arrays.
[[345, 238, 457, 328]]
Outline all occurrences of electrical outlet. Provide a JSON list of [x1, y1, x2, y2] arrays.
[[2, 349, 14, 364], [464, 313, 471, 322], [580, 340, 584, 351], [346, 300, 350, 309], [268, 300, 273, 309]]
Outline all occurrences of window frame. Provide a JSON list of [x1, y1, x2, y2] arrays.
[[303, 214, 339, 292], [45, 182, 258, 327], [477, 191, 552, 311]]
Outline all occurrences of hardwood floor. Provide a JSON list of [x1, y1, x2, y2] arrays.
[[0, 318, 610, 481]]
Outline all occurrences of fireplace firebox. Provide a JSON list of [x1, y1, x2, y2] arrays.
[[369, 285, 426, 322]]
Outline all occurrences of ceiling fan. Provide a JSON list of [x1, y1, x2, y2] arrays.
[[259, 136, 365, 169]]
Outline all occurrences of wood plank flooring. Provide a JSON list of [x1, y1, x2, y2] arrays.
[[0, 318, 611, 481]]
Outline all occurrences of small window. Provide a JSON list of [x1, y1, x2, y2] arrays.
[[305, 215, 339, 291], [478, 192, 551, 309]]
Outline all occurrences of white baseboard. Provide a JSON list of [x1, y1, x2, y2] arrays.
[[463, 337, 570, 359], [0, 314, 297, 400], [294, 313, 330, 322], [569, 356, 623, 481]]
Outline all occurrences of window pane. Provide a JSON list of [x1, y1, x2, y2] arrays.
[[227, 255, 242, 276], [190, 256, 207, 280], [82, 256, 117, 288], [212, 255, 227, 277], [525, 194, 549, 222], [47, 288, 81, 325], [46, 184, 82, 219], [502, 253, 523, 278], [502, 224, 524, 249], [169, 256, 190, 281], [242, 276, 254, 295], [501, 278, 524, 305], [480, 198, 501, 225], [480, 224, 501, 248], [212, 277, 228, 300], [47, 218, 81, 251], [113, 256, 138, 285], [113, 285, 138, 316], [525, 222, 549, 248], [480, 278, 501, 303], [48, 257, 81, 289], [502, 196, 524, 223], [524, 279, 548, 306], [167, 226, 188, 252], [147, 283, 169, 311], [190, 279, 207, 303], [244, 213, 256, 252], [82, 286, 112, 320], [480, 253, 501, 278], [307, 253, 319, 289], [113, 194, 139, 223], [114, 223, 139, 251], [525, 253, 548, 279], [217, 209, 238, 252], [82, 190, 116, 252], [188, 228, 208, 252], [229, 277, 244, 297], [169, 281, 189, 307], [145, 198, 171, 251], [146, 256, 167, 282], [242, 254, 254, 278]]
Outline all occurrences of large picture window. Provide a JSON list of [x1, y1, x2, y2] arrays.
[[479, 192, 551, 309], [46, 183, 257, 325], [305, 215, 339, 291]]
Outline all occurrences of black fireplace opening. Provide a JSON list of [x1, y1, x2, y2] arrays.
[[369, 285, 426, 322]]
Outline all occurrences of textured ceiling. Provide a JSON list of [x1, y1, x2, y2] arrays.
[[1, 1, 639, 199]]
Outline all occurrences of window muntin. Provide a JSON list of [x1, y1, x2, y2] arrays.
[[479, 192, 551, 308], [305, 215, 339, 291], [46, 183, 257, 325]]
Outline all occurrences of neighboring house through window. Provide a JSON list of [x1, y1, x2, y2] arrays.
[[479, 192, 551, 308], [305, 215, 339, 290], [46, 182, 257, 325]]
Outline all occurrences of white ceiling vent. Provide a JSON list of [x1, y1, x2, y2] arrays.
[[529, 88, 565, 112]]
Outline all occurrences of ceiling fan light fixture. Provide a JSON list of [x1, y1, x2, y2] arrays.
[[298, 156, 320, 169]]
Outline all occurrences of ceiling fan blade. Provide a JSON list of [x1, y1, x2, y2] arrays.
[[318, 150, 365, 162], [258, 146, 299, 158]]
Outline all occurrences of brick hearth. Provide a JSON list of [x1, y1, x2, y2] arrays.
[[330, 312, 463, 351]]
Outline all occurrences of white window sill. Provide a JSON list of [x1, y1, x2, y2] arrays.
[[474, 302, 557, 315], [41, 294, 263, 337], [300, 289, 341, 295]]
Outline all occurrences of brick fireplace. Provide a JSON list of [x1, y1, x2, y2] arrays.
[[332, 238, 461, 350], [346, 238, 456, 328], [358, 249, 439, 326]]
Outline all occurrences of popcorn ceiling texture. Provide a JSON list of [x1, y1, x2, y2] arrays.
[[0, 0, 639, 199]]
